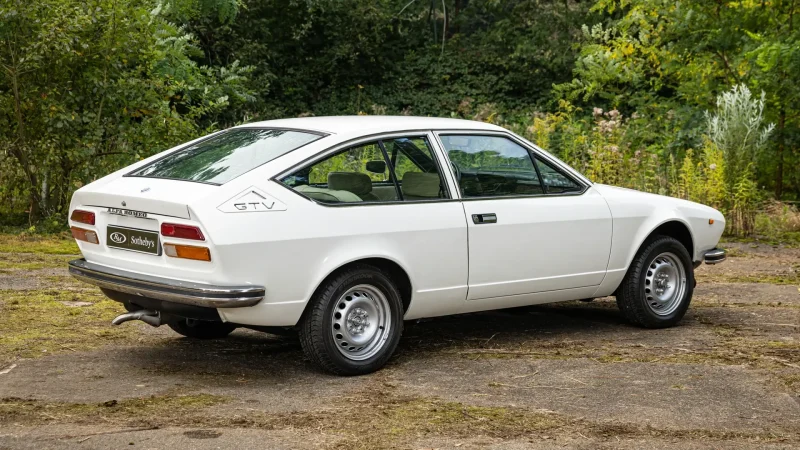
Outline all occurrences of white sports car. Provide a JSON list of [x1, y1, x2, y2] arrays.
[[68, 116, 726, 375]]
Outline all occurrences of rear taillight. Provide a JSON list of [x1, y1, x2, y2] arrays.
[[70, 209, 95, 225], [163, 243, 211, 262], [71, 227, 99, 244], [161, 223, 205, 241]]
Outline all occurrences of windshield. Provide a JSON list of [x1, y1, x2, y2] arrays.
[[127, 128, 324, 185]]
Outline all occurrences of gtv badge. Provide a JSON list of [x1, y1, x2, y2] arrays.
[[217, 187, 287, 213]]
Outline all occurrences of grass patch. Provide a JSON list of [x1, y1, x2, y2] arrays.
[[719, 244, 747, 258], [780, 374, 800, 393], [693, 299, 800, 309], [724, 233, 800, 248], [0, 252, 74, 270], [0, 233, 78, 255], [0, 384, 796, 446], [318, 394, 565, 448], [0, 387, 563, 446], [696, 272, 799, 286], [0, 393, 227, 426], [451, 335, 799, 369], [381, 398, 562, 439], [0, 289, 145, 363]]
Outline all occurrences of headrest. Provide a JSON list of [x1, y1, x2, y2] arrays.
[[295, 185, 361, 203], [402, 172, 440, 198], [328, 172, 373, 196]]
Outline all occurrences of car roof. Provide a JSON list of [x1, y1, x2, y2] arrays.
[[236, 115, 506, 135]]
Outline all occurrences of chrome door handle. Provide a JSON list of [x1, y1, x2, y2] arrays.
[[472, 213, 497, 224]]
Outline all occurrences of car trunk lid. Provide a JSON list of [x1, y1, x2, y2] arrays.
[[71, 176, 221, 284], [76, 177, 217, 219]]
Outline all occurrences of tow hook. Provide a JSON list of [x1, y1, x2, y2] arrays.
[[112, 310, 161, 327]]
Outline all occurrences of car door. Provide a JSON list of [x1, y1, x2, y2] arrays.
[[278, 133, 470, 321], [436, 132, 612, 301]]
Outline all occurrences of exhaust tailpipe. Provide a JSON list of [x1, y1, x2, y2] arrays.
[[112, 310, 161, 327]]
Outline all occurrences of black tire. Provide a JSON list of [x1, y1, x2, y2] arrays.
[[299, 264, 404, 375], [616, 235, 694, 328], [168, 319, 236, 339]]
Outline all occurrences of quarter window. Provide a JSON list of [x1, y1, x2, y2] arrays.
[[534, 156, 582, 194], [440, 135, 543, 198], [282, 142, 398, 203]]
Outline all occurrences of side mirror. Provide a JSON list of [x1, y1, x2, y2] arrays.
[[366, 160, 386, 174]]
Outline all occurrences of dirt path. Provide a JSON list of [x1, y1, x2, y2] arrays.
[[1, 242, 798, 449]]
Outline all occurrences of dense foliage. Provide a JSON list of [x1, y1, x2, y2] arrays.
[[1, 0, 798, 236]]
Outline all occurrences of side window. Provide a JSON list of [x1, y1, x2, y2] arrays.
[[383, 137, 449, 200], [440, 135, 543, 198], [281, 142, 399, 203], [534, 157, 582, 194]]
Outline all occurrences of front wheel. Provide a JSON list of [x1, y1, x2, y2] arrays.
[[299, 264, 404, 375], [616, 235, 694, 328]]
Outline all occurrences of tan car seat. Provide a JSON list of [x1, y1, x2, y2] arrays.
[[401, 172, 441, 200], [328, 172, 380, 202]]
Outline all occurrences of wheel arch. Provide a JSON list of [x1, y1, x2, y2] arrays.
[[300, 256, 413, 323], [602, 218, 695, 299], [626, 218, 695, 269], [648, 220, 694, 259]]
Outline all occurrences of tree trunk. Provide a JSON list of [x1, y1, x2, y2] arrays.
[[40, 171, 49, 214], [8, 68, 42, 221], [776, 107, 785, 199]]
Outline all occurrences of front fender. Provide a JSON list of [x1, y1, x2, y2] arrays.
[[618, 214, 694, 272], [592, 184, 725, 297]]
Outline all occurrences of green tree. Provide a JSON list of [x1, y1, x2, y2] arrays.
[[183, 0, 589, 117], [0, 0, 251, 220]]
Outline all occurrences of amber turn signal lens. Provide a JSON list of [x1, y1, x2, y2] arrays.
[[163, 243, 211, 262], [71, 227, 99, 244], [70, 209, 96, 225], [709, 219, 715, 225]]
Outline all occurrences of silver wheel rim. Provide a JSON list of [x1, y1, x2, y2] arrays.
[[643, 252, 687, 316], [331, 284, 391, 361]]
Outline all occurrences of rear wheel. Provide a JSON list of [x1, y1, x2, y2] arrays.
[[168, 319, 236, 339], [616, 235, 694, 328], [299, 264, 404, 375]]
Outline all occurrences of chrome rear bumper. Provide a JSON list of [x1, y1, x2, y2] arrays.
[[68, 259, 264, 308], [703, 248, 726, 264]]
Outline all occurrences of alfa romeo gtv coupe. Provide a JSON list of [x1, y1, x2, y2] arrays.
[[68, 116, 726, 375]]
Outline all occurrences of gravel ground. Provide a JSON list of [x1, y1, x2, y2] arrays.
[[0, 241, 798, 449]]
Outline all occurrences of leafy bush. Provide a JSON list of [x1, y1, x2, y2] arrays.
[[757, 201, 800, 233]]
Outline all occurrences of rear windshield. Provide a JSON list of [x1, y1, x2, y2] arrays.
[[127, 128, 324, 185]]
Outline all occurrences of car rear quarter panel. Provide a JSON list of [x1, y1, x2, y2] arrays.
[[199, 182, 469, 327]]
